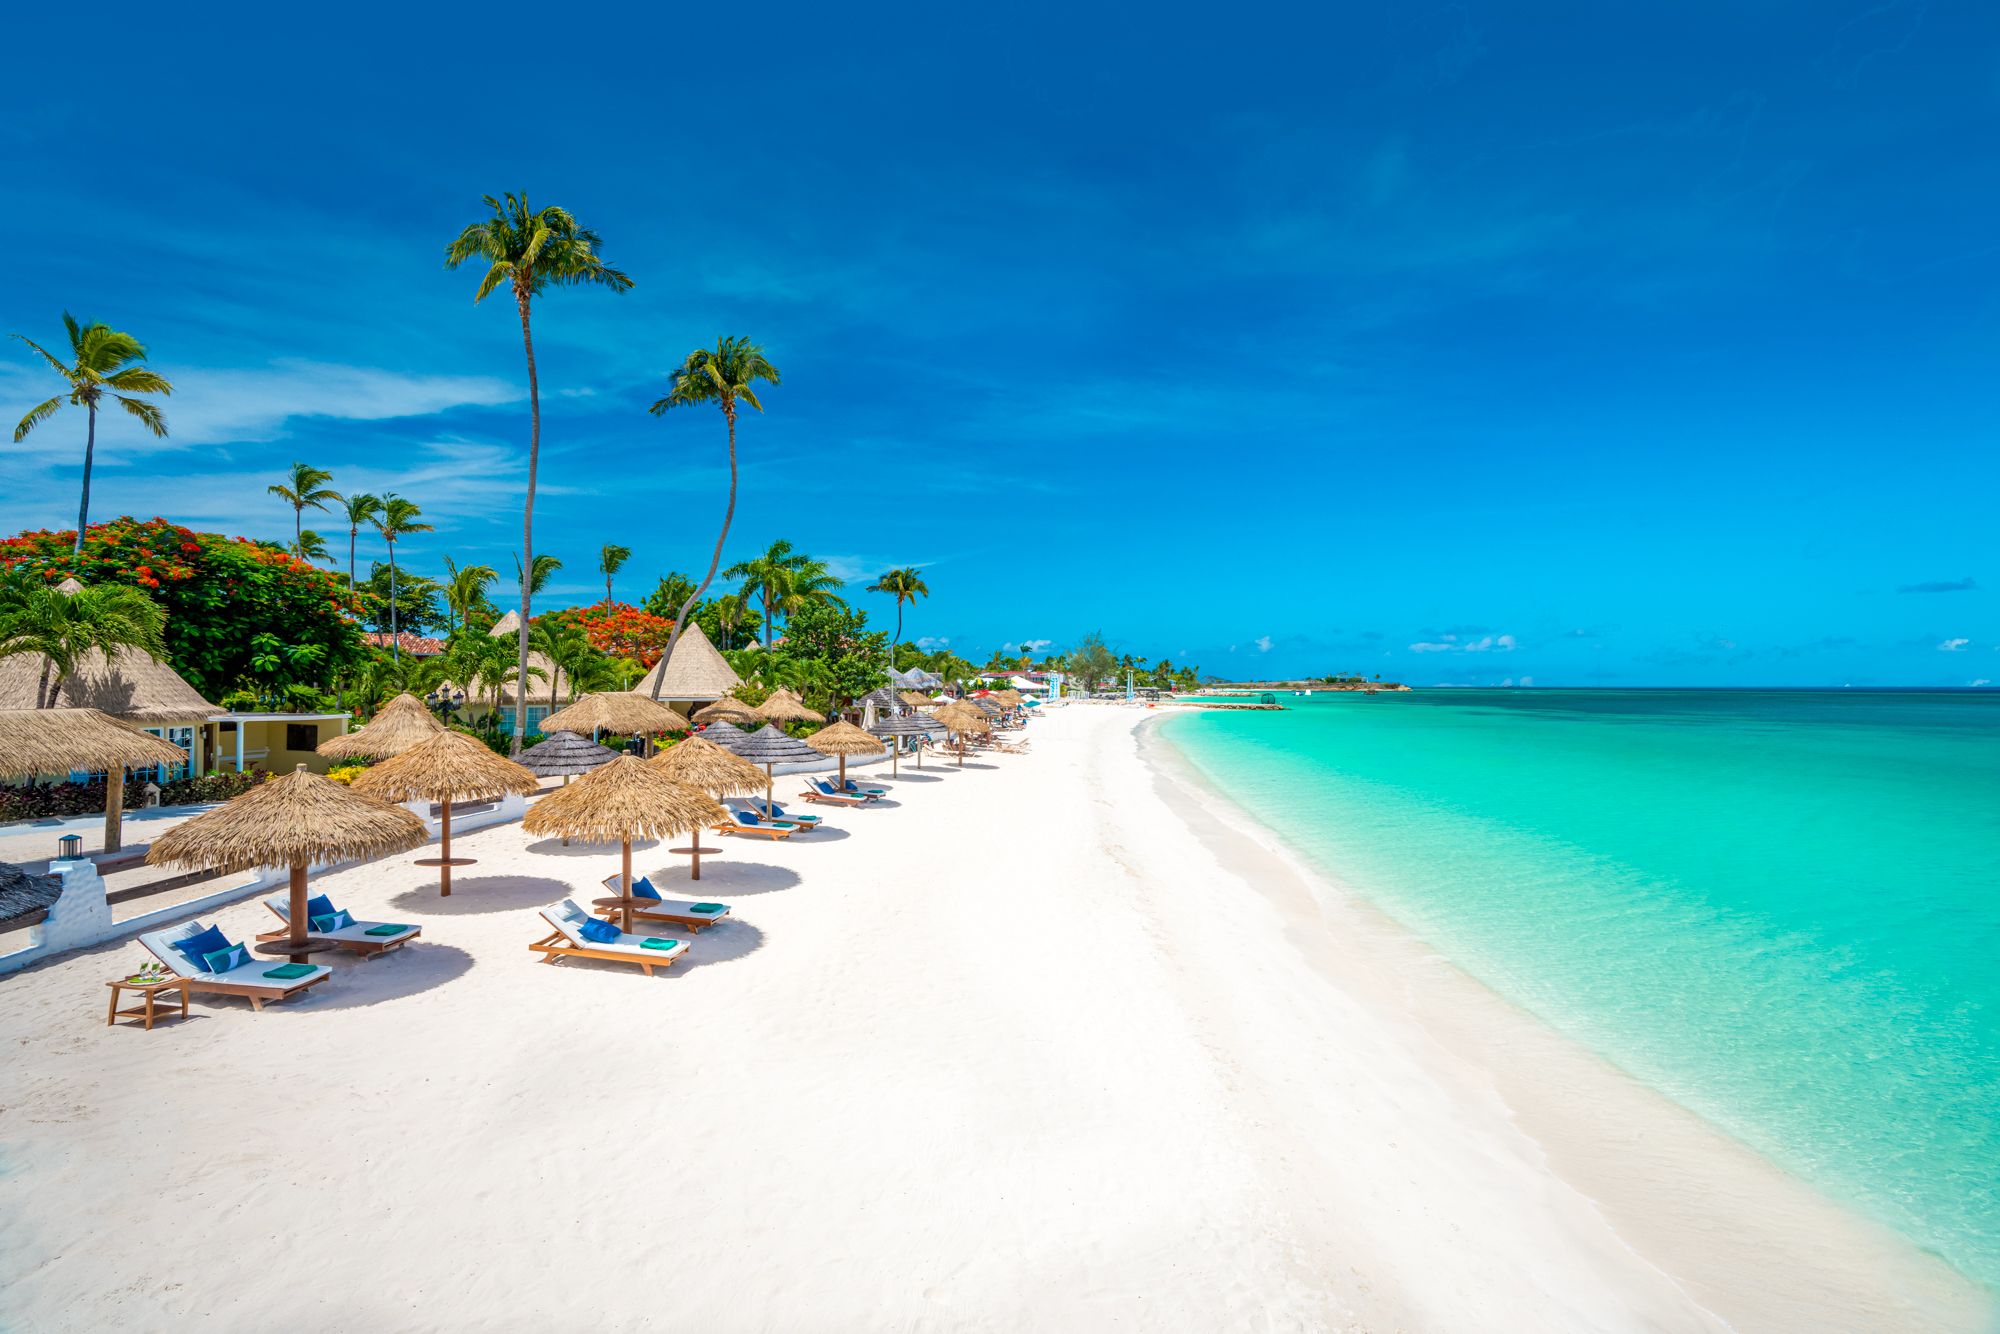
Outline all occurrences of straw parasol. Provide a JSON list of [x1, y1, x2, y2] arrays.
[[805, 719, 885, 788], [932, 703, 990, 766], [0, 707, 189, 854], [147, 764, 427, 960], [693, 696, 759, 725], [867, 713, 936, 776], [0, 862, 64, 927], [753, 687, 823, 725], [521, 755, 725, 928], [352, 732, 539, 895], [898, 690, 935, 709], [318, 692, 446, 760], [648, 736, 768, 878], [699, 720, 751, 748], [516, 730, 619, 783], [540, 692, 692, 743], [731, 723, 824, 816], [993, 689, 1024, 708]]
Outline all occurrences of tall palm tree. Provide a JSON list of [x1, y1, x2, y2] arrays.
[[724, 539, 843, 652], [529, 616, 597, 712], [711, 591, 752, 650], [441, 556, 498, 636], [372, 494, 433, 662], [514, 552, 562, 598], [866, 568, 930, 647], [293, 530, 332, 563], [339, 492, 383, 605], [446, 193, 631, 753], [0, 581, 166, 707], [598, 543, 631, 606], [645, 337, 779, 698], [268, 462, 340, 547], [777, 554, 845, 627], [11, 314, 173, 555]]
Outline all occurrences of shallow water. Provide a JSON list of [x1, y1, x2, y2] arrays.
[[1160, 689, 2000, 1290]]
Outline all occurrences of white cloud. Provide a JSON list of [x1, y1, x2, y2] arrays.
[[1519, 676, 1534, 687], [1410, 631, 1516, 654], [1970, 679, 1991, 687], [1939, 637, 1970, 652], [1001, 638, 1053, 654], [915, 636, 951, 650], [1254, 635, 1273, 652]]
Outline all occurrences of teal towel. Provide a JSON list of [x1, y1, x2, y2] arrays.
[[263, 963, 315, 980], [365, 923, 412, 937], [640, 938, 680, 951], [690, 902, 726, 914]]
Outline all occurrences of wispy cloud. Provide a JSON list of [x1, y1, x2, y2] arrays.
[[1897, 578, 1978, 594], [1410, 632, 1516, 653], [1938, 638, 1971, 652]]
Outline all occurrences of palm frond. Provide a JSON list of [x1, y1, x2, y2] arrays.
[[103, 367, 172, 396], [116, 396, 168, 437], [13, 395, 64, 442], [11, 334, 72, 379]]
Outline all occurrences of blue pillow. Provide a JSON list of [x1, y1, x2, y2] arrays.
[[578, 916, 619, 944], [305, 894, 336, 921], [739, 809, 759, 824], [631, 876, 661, 901], [202, 941, 250, 973], [767, 803, 786, 816], [311, 909, 355, 933], [172, 924, 228, 972]]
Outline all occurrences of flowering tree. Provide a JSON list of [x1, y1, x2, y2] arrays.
[[543, 602, 676, 666]]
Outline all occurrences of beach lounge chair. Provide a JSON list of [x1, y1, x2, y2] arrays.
[[530, 899, 689, 976], [261, 894, 421, 958], [139, 920, 332, 1011], [729, 799, 821, 829], [801, 779, 870, 806], [714, 808, 798, 840], [837, 778, 888, 798], [599, 875, 733, 931]]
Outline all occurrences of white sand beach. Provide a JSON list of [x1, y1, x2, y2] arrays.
[[0, 706, 1986, 1331]]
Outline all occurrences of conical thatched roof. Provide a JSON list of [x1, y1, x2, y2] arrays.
[[489, 609, 521, 636], [147, 765, 428, 872], [648, 734, 768, 796], [971, 697, 1004, 715], [0, 862, 64, 925], [540, 692, 691, 737], [935, 703, 992, 734], [699, 721, 750, 748], [807, 720, 886, 758], [731, 723, 821, 765], [516, 730, 620, 777], [993, 689, 1024, 707], [898, 691, 935, 709], [53, 577, 84, 596], [0, 647, 219, 725], [351, 731, 540, 803], [693, 696, 759, 725], [0, 708, 189, 781], [318, 692, 445, 760], [630, 622, 742, 702], [869, 713, 938, 736], [522, 754, 725, 844], [753, 687, 823, 724]]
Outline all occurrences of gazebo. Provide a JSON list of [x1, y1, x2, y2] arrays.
[[318, 693, 445, 761], [353, 732, 539, 894], [0, 708, 188, 855], [523, 756, 725, 930]]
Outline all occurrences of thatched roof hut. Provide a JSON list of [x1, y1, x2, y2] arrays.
[[317, 693, 444, 760], [517, 730, 619, 780], [699, 721, 750, 747], [0, 648, 219, 725], [0, 862, 64, 926], [753, 687, 822, 725], [649, 735, 767, 797], [898, 691, 935, 709], [523, 756, 728, 916], [540, 692, 691, 738], [630, 623, 742, 703]]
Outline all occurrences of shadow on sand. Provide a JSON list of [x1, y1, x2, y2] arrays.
[[538, 919, 767, 979], [523, 836, 663, 859], [388, 873, 575, 917], [634, 859, 802, 896], [259, 942, 476, 1013]]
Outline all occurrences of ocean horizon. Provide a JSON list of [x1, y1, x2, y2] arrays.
[[1161, 687, 2000, 1292]]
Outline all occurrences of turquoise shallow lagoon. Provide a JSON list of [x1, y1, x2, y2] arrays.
[[1160, 689, 2000, 1290]]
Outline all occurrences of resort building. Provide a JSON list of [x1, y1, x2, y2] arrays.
[[361, 631, 447, 658]]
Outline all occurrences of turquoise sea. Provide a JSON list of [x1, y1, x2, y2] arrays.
[[1160, 689, 2000, 1290]]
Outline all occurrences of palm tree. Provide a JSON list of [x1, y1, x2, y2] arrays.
[[724, 537, 838, 655], [293, 530, 332, 563], [529, 617, 597, 712], [372, 494, 433, 662], [339, 492, 382, 605], [446, 193, 631, 753], [777, 554, 845, 627], [598, 543, 631, 606], [11, 315, 173, 555], [0, 581, 166, 707], [441, 556, 498, 636], [711, 591, 752, 650], [268, 462, 340, 548], [645, 338, 779, 699], [867, 567, 930, 646], [514, 552, 562, 598]]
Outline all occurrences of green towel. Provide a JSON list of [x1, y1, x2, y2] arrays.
[[640, 938, 680, 951], [263, 963, 315, 980], [365, 923, 412, 936], [690, 903, 726, 914]]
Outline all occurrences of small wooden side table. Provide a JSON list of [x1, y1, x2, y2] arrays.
[[105, 976, 191, 1031]]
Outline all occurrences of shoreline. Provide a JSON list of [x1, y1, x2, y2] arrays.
[[1138, 707, 1993, 1332]]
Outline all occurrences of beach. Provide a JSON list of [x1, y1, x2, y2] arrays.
[[0, 705, 1986, 1332]]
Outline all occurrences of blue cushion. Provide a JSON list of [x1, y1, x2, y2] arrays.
[[632, 876, 661, 901], [311, 909, 355, 933], [172, 924, 228, 972], [202, 941, 250, 973], [305, 894, 336, 920], [578, 917, 619, 944], [739, 810, 759, 824]]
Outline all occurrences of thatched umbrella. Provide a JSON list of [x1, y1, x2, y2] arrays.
[[0, 862, 63, 927], [540, 692, 691, 743], [806, 719, 885, 788], [753, 687, 823, 725], [993, 688, 1024, 708], [648, 736, 767, 879], [318, 692, 445, 760], [898, 690, 934, 709], [148, 765, 427, 961], [517, 730, 619, 784], [352, 732, 539, 895], [693, 696, 759, 725], [868, 713, 936, 776], [932, 703, 990, 766], [700, 720, 751, 748], [522, 755, 725, 929], [0, 707, 188, 855], [732, 723, 823, 816]]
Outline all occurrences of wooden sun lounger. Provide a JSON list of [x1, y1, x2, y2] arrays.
[[598, 876, 733, 931], [714, 814, 797, 840], [260, 896, 422, 958], [799, 784, 869, 807], [139, 924, 332, 1012], [531, 900, 689, 976]]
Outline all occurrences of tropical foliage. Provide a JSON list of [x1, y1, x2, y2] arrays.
[[269, 462, 340, 547], [0, 578, 167, 706], [866, 567, 929, 645]]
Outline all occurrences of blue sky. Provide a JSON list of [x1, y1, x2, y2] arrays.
[[2, 2, 1995, 686]]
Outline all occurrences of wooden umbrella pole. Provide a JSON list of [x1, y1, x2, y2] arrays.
[[439, 797, 453, 896], [838, 754, 848, 788], [621, 838, 634, 933], [690, 826, 702, 881], [288, 860, 310, 957], [765, 765, 776, 817], [104, 765, 125, 854]]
